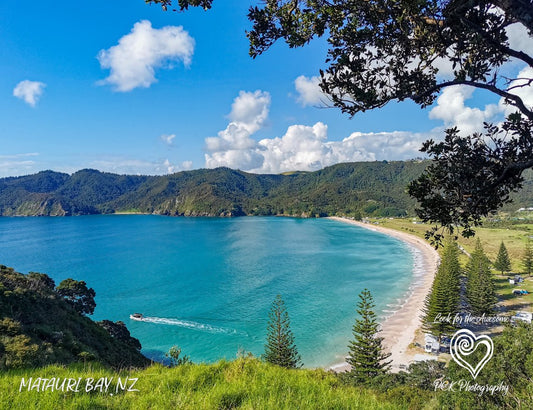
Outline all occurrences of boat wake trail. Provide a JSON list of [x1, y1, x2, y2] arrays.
[[139, 316, 245, 335]]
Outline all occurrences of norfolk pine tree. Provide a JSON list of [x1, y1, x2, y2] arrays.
[[422, 239, 460, 337], [494, 242, 511, 275], [263, 295, 301, 369], [347, 289, 391, 383], [466, 239, 497, 315]]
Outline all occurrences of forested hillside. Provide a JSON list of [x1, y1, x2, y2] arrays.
[[0, 162, 531, 217]]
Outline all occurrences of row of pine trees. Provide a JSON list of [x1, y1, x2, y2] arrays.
[[423, 237, 533, 338]]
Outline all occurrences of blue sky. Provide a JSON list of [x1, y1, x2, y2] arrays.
[[1, 0, 531, 177]]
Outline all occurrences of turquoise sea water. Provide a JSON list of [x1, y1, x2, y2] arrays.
[[0, 216, 414, 367]]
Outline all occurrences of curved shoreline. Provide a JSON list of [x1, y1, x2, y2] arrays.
[[326, 217, 440, 373]]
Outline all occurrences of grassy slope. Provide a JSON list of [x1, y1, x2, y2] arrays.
[[0, 359, 428, 409]]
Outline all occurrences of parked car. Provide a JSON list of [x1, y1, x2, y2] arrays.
[[512, 311, 532, 324]]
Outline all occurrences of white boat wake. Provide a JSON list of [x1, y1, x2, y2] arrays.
[[137, 316, 245, 335]]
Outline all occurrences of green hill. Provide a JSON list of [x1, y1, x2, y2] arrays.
[[0, 265, 149, 370], [0, 161, 531, 217]]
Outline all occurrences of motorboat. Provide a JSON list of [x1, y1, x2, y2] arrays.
[[130, 313, 144, 321]]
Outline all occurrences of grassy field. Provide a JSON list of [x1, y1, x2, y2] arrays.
[[0, 359, 435, 409]]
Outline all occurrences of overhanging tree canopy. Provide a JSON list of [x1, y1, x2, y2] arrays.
[[147, 0, 533, 242]]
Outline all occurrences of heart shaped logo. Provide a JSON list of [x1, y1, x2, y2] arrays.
[[450, 329, 494, 379]]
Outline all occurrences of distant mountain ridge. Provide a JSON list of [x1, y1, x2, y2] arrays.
[[0, 161, 531, 217]]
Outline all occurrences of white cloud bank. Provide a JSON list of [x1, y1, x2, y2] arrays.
[[97, 20, 195, 92], [13, 80, 46, 107], [205, 90, 436, 173]]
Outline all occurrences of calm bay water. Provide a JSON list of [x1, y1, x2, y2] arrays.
[[0, 215, 414, 367]]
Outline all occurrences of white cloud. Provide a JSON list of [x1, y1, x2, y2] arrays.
[[160, 133, 176, 146], [256, 123, 371, 173], [97, 20, 195, 92], [205, 68, 530, 174], [499, 66, 533, 117], [294, 75, 326, 106], [181, 160, 193, 170], [429, 85, 502, 135], [13, 80, 46, 107], [163, 159, 176, 173], [205, 90, 271, 170], [227, 90, 270, 133], [506, 23, 533, 61]]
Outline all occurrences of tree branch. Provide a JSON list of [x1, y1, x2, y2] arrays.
[[416, 80, 533, 120]]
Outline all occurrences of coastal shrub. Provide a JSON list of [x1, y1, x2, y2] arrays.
[[216, 390, 247, 409], [2, 335, 39, 369], [0, 264, 149, 369], [165, 345, 191, 367]]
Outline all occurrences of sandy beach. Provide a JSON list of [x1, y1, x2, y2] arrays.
[[327, 217, 440, 373]]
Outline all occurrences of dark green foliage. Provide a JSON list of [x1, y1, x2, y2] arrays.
[[466, 239, 497, 315], [165, 345, 192, 367], [97, 320, 142, 351], [0, 264, 149, 369], [56, 278, 96, 316], [404, 360, 446, 391], [263, 295, 301, 369], [523, 238, 533, 276], [347, 289, 391, 382], [408, 120, 533, 245], [422, 239, 461, 337], [494, 241, 511, 275], [146, 0, 212, 12], [245, 1, 532, 116], [26, 272, 55, 291]]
